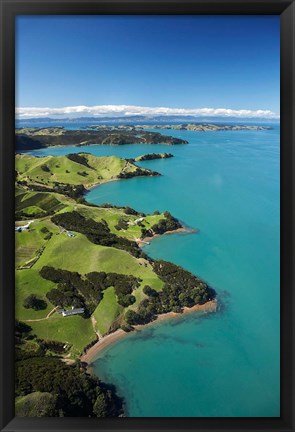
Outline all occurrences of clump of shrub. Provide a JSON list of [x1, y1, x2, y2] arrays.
[[114, 217, 129, 231], [40, 226, 49, 234], [66, 153, 91, 168], [23, 294, 47, 311], [41, 164, 50, 172]]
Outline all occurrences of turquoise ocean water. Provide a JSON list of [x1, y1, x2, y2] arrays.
[[27, 125, 280, 417]]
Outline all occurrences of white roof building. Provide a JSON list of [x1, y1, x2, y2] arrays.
[[15, 220, 34, 232], [134, 217, 144, 224], [62, 307, 84, 317]]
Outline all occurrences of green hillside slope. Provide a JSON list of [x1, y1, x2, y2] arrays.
[[15, 153, 213, 360]]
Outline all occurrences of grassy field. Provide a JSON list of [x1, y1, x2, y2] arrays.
[[15, 211, 165, 356], [16, 267, 96, 356], [32, 232, 163, 307], [14, 153, 174, 358], [16, 191, 71, 216], [15, 219, 60, 267], [29, 314, 95, 357], [15, 228, 163, 355], [16, 153, 150, 189], [33, 232, 158, 283], [16, 187, 168, 242], [77, 204, 167, 240], [15, 230, 45, 267], [93, 287, 123, 336], [32, 233, 121, 274], [15, 269, 56, 320]]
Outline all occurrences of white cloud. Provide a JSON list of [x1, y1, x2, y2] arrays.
[[15, 104, 279, 119]]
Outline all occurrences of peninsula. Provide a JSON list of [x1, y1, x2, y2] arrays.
[[15, 124, 271, 152], [15, 127, 188, 151], [15, 152, 160, 202], [15, 151, 216, 416], [128, 152, 174, 163]]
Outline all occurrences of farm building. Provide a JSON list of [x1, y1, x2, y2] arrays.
[[61, 307, 84, 317], [134, 217, 144, 224], [15, 220, 34, 232]]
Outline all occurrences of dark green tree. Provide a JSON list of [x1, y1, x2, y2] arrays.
[[23, 295, 47, 311], [93, 393, 107, 417]]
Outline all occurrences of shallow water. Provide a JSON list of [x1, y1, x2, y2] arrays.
[[28, 125, 280, 417]]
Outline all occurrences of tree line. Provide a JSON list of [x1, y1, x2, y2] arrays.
[[141, 211, 182, 237], [40, 266, 142, 313], [51, 211, 146, 258], [15, 319, 123, 417], [125, 260, 215, 326]]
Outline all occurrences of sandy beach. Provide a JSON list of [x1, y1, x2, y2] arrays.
[[80, 299, 217, 365], [85, 176, 120, 191]]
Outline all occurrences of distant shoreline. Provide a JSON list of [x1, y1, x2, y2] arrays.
[[80, 299, 217, 366], [137, 123, 273, 132]]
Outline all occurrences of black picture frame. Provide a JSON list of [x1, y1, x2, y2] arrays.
[[0, 1, 294, 431]]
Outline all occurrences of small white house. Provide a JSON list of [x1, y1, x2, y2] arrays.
[[62, 307, 84, 317], [134, 217, 144, 224], [15, 220, 34, 232]]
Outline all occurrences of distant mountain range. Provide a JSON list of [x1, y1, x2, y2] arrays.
[[16, 115, 279, 125]]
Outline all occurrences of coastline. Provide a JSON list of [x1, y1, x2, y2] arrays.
[[85, 177, 119, 191], [84, 170, 160, 192], [138, 226, 198, 244], [80, 299, 217, 365], [84, 182, 198, 244]]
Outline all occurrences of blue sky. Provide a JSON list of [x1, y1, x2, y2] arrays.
[[16, 15, 280, 118]]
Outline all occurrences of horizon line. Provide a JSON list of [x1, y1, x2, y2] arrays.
[[15, 104, 280, 120]]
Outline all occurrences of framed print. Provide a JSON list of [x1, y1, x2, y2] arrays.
[[0, 0, 294, 431]]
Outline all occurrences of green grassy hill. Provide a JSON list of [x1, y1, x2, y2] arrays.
[[93, 287, 123, 336], [16, 227, 163, 356], [15, 152, 211, 361], [16, 189, 76, 220], [15, 154, 168, 357], [15, 127, 188, 150], [15, 392, 58, 417], [16, 153, 157, 190], [77, 204, 168, 241]]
